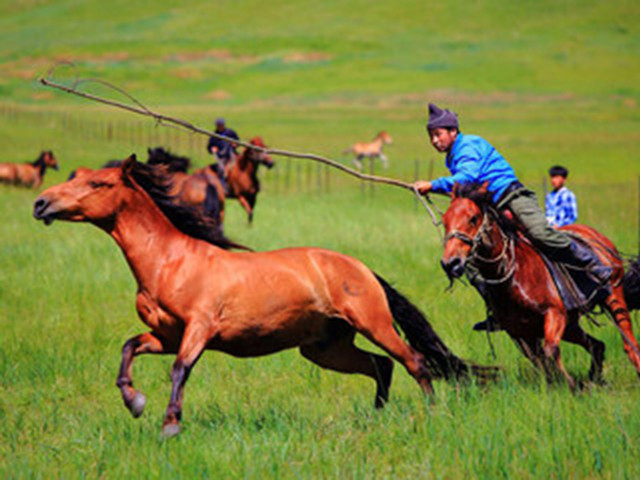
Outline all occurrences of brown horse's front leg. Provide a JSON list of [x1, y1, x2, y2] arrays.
[[162, 325, 210, 437], [116, 331, 173, 418], [237, 195, 253, 223], [543, 308, 576, 390]]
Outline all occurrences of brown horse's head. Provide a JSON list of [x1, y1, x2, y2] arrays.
[[377, 131, 393, 145], [441, 183, 494, 279], [33, 155, 137, 228], [241, 137, 273, 169], [35, 150, 58, 171]]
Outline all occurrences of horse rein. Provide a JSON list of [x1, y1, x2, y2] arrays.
[[444, 209, 516, 285]]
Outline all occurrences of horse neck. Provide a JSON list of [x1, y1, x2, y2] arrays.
[[237, 151, 255, 173], [372, 137, 384, 148], [473, 213, 510, 276], [108, 189, 201, 289], [32, 155, 46, 175]]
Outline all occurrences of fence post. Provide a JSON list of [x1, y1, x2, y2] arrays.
[[369, 157, 375, 196], [414, 158, 420, 210]]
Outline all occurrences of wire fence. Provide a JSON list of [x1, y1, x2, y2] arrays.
[[0, 104, 434, 199]]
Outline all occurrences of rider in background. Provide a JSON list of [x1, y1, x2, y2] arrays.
[[545, 165, 578, 227], [414, 103, 611, 332], [207, 117, 240, 184]]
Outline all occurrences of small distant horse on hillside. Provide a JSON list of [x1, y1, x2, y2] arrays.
[[0, 151, 58, 188], [33, 157, 497, 436], [343, 131, 392, 170]]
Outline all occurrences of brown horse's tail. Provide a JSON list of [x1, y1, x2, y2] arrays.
[[374, 274, 499, 382], [623, 257, 640, 311]]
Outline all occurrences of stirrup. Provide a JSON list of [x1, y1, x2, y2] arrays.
[[473, 315, 502, 332]]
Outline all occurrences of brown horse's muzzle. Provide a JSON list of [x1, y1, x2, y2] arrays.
[[441, 255, 466, 279]]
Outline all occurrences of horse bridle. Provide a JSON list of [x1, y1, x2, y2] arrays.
[[444, 208, 516, 285]]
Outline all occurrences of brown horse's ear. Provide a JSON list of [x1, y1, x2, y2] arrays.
[[121, 154, 137, 176], [451, 182, 459, 198], [478, 181, 489, 195]]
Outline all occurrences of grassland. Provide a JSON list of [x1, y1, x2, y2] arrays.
[[1, 1, 640, 478]]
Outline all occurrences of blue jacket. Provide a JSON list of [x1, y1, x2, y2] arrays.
[[207, 128, 239, 162], [430, 133, 519, 203]]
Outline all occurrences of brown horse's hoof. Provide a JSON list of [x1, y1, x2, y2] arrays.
[[129, 392, 146, 418], [162, 423, 181, 438]]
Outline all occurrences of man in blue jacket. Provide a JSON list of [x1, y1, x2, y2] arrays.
[[415, 103, 611, 331]]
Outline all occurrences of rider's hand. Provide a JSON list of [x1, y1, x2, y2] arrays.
[[414, 180, 432, 195]]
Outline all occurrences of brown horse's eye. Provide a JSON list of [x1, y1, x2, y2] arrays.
[[469, 214, 480, 226], [88, 180, 111, 189]]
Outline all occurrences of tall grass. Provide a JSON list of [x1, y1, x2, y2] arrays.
[[1, 0, 640, 478]]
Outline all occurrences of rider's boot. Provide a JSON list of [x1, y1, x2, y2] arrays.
[[470, 277, 503, 332], [551, 240, 612, 307]]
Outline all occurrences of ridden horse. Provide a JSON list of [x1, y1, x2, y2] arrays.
[[33, 157, 495, 436], [226, 137, 274, 223], [0, 151, 58, 188], [440, 183, 640, 388], [343, 131, 393, 170]]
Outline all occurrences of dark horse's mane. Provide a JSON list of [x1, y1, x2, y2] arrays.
[[127, 160, 245, 250], [147, 147, 191, 173], [32, 151, 54, 173], [452, 183, 516, 235]]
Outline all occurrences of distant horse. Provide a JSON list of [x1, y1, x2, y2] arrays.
[[344, 131, 393, 170], [0, 151, 58, 188], [225, 137, 274, 223], [147, 147, 225, 225], [440, 183, 640, 388], [34, 157, 496, 436]]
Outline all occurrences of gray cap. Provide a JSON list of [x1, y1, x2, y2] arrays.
[[426, 103, 459, 130]]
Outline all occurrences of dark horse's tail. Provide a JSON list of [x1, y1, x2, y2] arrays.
[[623, 257, 640, 311], [374, 274, 499, 382]]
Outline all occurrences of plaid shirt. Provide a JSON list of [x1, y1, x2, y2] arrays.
[[545, 186, 578, 227]]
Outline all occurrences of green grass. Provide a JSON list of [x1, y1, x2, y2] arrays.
[[1, 0, 640, 478]]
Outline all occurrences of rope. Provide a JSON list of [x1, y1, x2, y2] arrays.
[[39, 65, 445, 235]]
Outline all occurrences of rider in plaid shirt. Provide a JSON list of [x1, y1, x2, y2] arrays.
[[545, 166, 577, 227]]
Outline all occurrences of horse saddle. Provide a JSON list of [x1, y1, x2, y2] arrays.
[[536, 234, 609, 313], [501, 210, 608, 314]]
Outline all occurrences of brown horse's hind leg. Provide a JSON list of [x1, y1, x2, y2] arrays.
[[116, 331, 176, 418], [604, 285, 640, 377], [562, 317, 606, 383], [543, 308, 577, 389], [347, 309, 434, 398], [300, 323, 394, 408]]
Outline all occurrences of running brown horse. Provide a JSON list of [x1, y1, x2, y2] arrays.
[[343, 131, 393, 170], [226, 136, 274, 223], [440, 183, 640, 388], [33, 156, 495, 436], [0, 151, 58, 188]]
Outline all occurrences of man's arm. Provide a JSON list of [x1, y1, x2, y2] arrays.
[[416, 153, 481, 195]]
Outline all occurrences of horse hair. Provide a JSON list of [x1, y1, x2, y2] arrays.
[[147, 147, 191, 173], [453, 182, 517, 235], [127, 160, 244, 250]]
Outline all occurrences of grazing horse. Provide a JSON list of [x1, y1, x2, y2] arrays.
[[33, 157, 495, 436], [226, 137, 274, 223], [0, 151, 58, 188], [344, 131, 393, 169], [440, 184, 640, 388]]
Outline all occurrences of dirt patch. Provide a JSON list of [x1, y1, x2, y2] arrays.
[[30, 91, 54, 100], [203, 90, 232, 101], [282, 52, 332, 64], [166, 49, 256, 64], [171, 67, 203, 79]]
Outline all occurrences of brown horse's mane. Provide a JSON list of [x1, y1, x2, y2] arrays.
[[127, 160, 245, 250], [453, 183, 516, 235], [147, 147, 191, 173]]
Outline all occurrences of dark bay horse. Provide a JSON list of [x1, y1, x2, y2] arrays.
[[440, 184, 640, 388], [0, 151, 58, 188], [226, 137, 274, 223], [33, 157, 495, 436]]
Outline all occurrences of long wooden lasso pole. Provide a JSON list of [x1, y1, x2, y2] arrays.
[[39, 67, 444, 235]]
